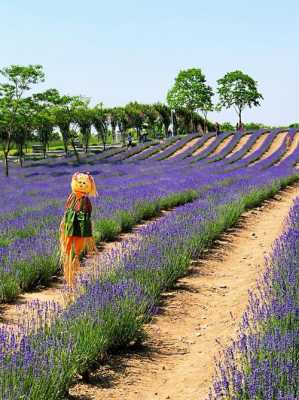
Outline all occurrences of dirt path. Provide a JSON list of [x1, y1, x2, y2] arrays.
[[192, 137, 215, 156], [251, 132, 287, 165], [207, 134, 233, 157], [242, 131, 268, 159], [276, 131, 299, 164], [0, 212, 171, 326], [168, 138, 200, 158], [227, 134, 251, 157], [69, 184, 299, 400]]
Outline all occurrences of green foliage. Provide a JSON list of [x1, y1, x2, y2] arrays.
[[0, 64, 45, 174], [167, 68, 214, 132], [220, 121, 235, 131], [167, 68, 213, 112], [153, 103, 171, 137], [92, 104, 109, 150], [289, 123, 299, 128], [217, 70, 263, 124], [244, 122, 270, 130]]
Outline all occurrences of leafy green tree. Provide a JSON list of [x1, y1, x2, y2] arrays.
[[153, 103, 171, 138], [217, 70, 263, 125], [74, 100, 93, 153], [125, 102, 145, 142], [52, 93, 86, 161], [13, 97, 37, 166], [167, 68, 214, 132], [112, 107, 129, 146], [175, 107, 193, 134], [220, 122, 235, 132], [32, 89, 58, 158], [92, 104, 109, 150], [0, 64, 44, 176]]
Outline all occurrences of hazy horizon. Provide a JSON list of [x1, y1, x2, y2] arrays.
[[1, 0, 298, 126]]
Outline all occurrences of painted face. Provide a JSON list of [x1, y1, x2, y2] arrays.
[[71, 173, 92, 194]]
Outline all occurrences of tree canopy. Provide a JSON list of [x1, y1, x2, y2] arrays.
[[217, 70, 263, 125], [167, 68, 214, 132]]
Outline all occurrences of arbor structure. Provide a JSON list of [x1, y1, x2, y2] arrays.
[[217, 70, 263, 125]]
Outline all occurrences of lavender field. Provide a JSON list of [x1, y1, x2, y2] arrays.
[[1, 129, 299, 399]]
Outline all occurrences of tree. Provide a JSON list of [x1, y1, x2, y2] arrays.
[[153, 103, 171, 138], [52, 93, 87, 161], [167, 68, 214, 132], [125, 102, 145, 143], [112, 107, 129, 146], [32, 89, 58, 158], [217, 70, 263, 125], [13, 97, 37, 166], [74, 100, 93, 153], [0, 64, 45, 176], [92, 104, 109, 150]]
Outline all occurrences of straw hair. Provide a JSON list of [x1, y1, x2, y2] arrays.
[[88, 174, 98, 197]]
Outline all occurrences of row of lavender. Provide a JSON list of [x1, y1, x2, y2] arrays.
[[0, 166, 298, 399], [208, 196, 299, 400], [0, 158, 204, 301], [0, 130, 243, 301], [1, 129, 297, 302]]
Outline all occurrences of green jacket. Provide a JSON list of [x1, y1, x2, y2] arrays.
[[64, 193, 93, 237]]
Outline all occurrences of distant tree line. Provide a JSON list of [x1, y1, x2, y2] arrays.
[[0, 64, 294, 176]]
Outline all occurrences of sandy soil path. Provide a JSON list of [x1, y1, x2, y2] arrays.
[[226, 134, 251, 157], [242, 132, 268, 159], [168, 138, 201, 158], [251, 132, 287, 165], [0, 212, 170, 326], [207, 134, 233, 157], [192, 137, 215, 156], [69, 184, 299, 400], [276, 131, 299, 164]]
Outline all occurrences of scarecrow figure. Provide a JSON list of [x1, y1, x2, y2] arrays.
[[60, 171, 98, 286]]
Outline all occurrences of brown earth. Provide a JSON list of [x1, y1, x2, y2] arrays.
[[69, 184, 299, 400], [168, 138, 201, 158], [226, 134, 251, 157], [207, 134, 233, 157], [192, 137, 215, 156], [277, 131, 299, 164], [242, 131, 269, 159], [251, 132, 287, 165]]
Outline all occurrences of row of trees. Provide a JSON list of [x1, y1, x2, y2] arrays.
[[0, 64, 265, 176], [167, 68, 264, 132], [0, 65, 217, 176]]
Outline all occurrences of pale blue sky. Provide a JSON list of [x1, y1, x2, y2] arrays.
[[1, 0, 298, 125]]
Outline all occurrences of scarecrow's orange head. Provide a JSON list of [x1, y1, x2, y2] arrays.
[[71, 172, 97, 197]]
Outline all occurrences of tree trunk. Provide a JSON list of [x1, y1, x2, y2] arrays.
[[163, 123, 168, 138], [111, 126, 116, 143], [63, 139, 68, 157], [19, 144, 23, 167], [136, 128, 140, 143], [70, 140, 80, 164], [204, 117, 207, 134], [83, 128, 90, 153], [121, 130, 126, 147], [4, 151, 9, 177], [238, 109, 242, 125], [61, 130, 69, 157]]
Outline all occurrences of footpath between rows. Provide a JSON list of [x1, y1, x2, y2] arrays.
[[68, 184, 299, 400]]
